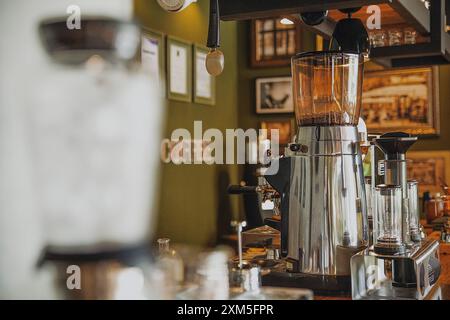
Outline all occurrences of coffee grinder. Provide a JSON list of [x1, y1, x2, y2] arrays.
[[374, 133, 419, 254], [227, 9, 372, 294], [350, 133, 441, 300], [257, 9, 373, 293]]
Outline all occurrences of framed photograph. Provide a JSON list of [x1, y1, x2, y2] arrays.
[[407, 150, 450, 194], [167, 36, 192, 102], [193, 44, 215, 106], [141, 28, 165, 93], [251, 17, 301, 68], [362, 67, 440, 136], [256, 77, 294, 114]]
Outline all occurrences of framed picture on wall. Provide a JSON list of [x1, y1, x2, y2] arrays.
[[193, 44, 215, 106], [260, 119, 295, 156], [362, 66, 440, 136], [407, 150, 450, 194], [167, 36, 192, 102], [251, 17, 301, 68], [260, 120, 294, 145], [141, 28, 165, 94], [256, 77, 294, 114]]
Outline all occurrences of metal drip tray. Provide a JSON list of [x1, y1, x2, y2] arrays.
[[261, 260, 352, 295]]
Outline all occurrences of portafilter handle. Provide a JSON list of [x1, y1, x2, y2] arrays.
[[227, 184, 279, 198], [227, 185, 259, 195]]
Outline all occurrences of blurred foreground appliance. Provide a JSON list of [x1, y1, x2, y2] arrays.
[[38, 244, 159, 300], [32, 17, 163, 299]]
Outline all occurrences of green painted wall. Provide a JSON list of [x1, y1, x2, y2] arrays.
[[134, 0, 240, 246]]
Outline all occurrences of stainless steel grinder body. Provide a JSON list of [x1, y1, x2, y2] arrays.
[[265, 50, 369, 280], [272, 126, 369, 277]]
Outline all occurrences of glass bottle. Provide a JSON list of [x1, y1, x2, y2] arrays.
[[157, 238, 184, 284], [404, 27, 417, 45], [369, 30, 387, 47], [229, 264, 313, 300], [178, 249, 230, 300]]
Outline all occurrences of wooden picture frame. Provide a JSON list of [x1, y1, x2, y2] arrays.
[[141, 28, 165, 94], [166, 36, 192, 103], [362, 66, 440, 136], [250, 17, 301, 68], [260, 120, 294, 145], [407, 150, 450, 194], [193, 44, 216, 106], [260, 119, 295, 156], [256, 77, 294, 114]]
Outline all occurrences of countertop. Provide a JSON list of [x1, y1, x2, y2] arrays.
[[315, 284, 450, 300]]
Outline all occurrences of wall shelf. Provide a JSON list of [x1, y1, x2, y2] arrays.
[[219, 0, 430, 33], [376, 0, 450, 67], [219, 0, 450, 67]]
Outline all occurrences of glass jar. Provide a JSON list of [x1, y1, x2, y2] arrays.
[[407, 181, 421, 241], [291, 51, 364, 127], [404, 27, 417, 45], [369, 30, 387, 47], [379, 159, 415, 245], [157, 238, 185, 284], [374, 185, 404, 255], [388, 29, 403, 46]]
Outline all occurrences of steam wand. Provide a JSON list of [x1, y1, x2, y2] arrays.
[[231, 220, 247, 269]]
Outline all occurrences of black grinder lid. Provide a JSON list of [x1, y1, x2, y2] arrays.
[[374, 132, 418, 160]]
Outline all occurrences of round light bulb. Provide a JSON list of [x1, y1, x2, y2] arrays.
[[205, 48, 224, 76]]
